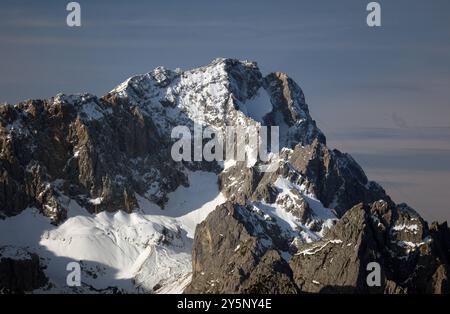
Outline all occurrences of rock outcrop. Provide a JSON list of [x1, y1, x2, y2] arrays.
[[187, 200, 450, 294], [290, 201, 449, 293], [0, 246, 48, 293], [185, 202, 298, 294]]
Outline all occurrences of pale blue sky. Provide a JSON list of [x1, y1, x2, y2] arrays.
[[1, 0, 449, 221]]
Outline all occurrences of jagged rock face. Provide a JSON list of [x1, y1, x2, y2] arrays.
[[219, 139, 390, 224], [290, 201, 449, 293], [185, 202, 299, 294], [187, 200, 450, 294], [0, 94, 187, 223], [430, 221, 450, 264], [0, 246, 48, 293], [287, 140, 390, 217], [262, 72, 326, 147]]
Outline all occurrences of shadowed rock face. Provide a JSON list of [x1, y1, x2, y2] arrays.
[[290, 201, 449, 294], [287, 141, 390, 218], [263, 72, 326, 147], [0, 58, 449, 294], [188, 201, 449, 294], [0, 246, 48, 293], [219, 140, 390, 220], [185, 202, 299, 294], [0, 94, 188, 223]]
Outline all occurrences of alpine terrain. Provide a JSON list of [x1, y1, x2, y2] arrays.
[[0, 58, 449, 294]]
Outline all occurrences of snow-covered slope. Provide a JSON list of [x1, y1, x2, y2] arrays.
[[0, 171, 225, 293]]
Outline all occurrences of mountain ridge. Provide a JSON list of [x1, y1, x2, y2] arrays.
[[0, 58, 448, 294]]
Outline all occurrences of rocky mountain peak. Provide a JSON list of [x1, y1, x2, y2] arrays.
[[106, 58, 324, 149], [0, 59, 448, 294]]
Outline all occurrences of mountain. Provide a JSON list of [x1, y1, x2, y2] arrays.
[[0, 58, 449, 293]]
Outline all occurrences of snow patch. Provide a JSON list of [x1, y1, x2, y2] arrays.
[[88, 197, 103, 205], [392, 224, 419, 233]]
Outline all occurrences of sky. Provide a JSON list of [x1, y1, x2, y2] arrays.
[[0, 0, 449, 222]]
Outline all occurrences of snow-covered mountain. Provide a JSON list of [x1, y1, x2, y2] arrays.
[[0, 58, 449, 294]]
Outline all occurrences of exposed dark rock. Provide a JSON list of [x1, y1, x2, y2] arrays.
[[187, 200, 450, 294], [185, 202, 298, 293], [0, 93, 188, 223], [263, 72, 326, 147], [287, 140, 391, 217], [0, 246, 48, 293], [289, 201, 450, 293]]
